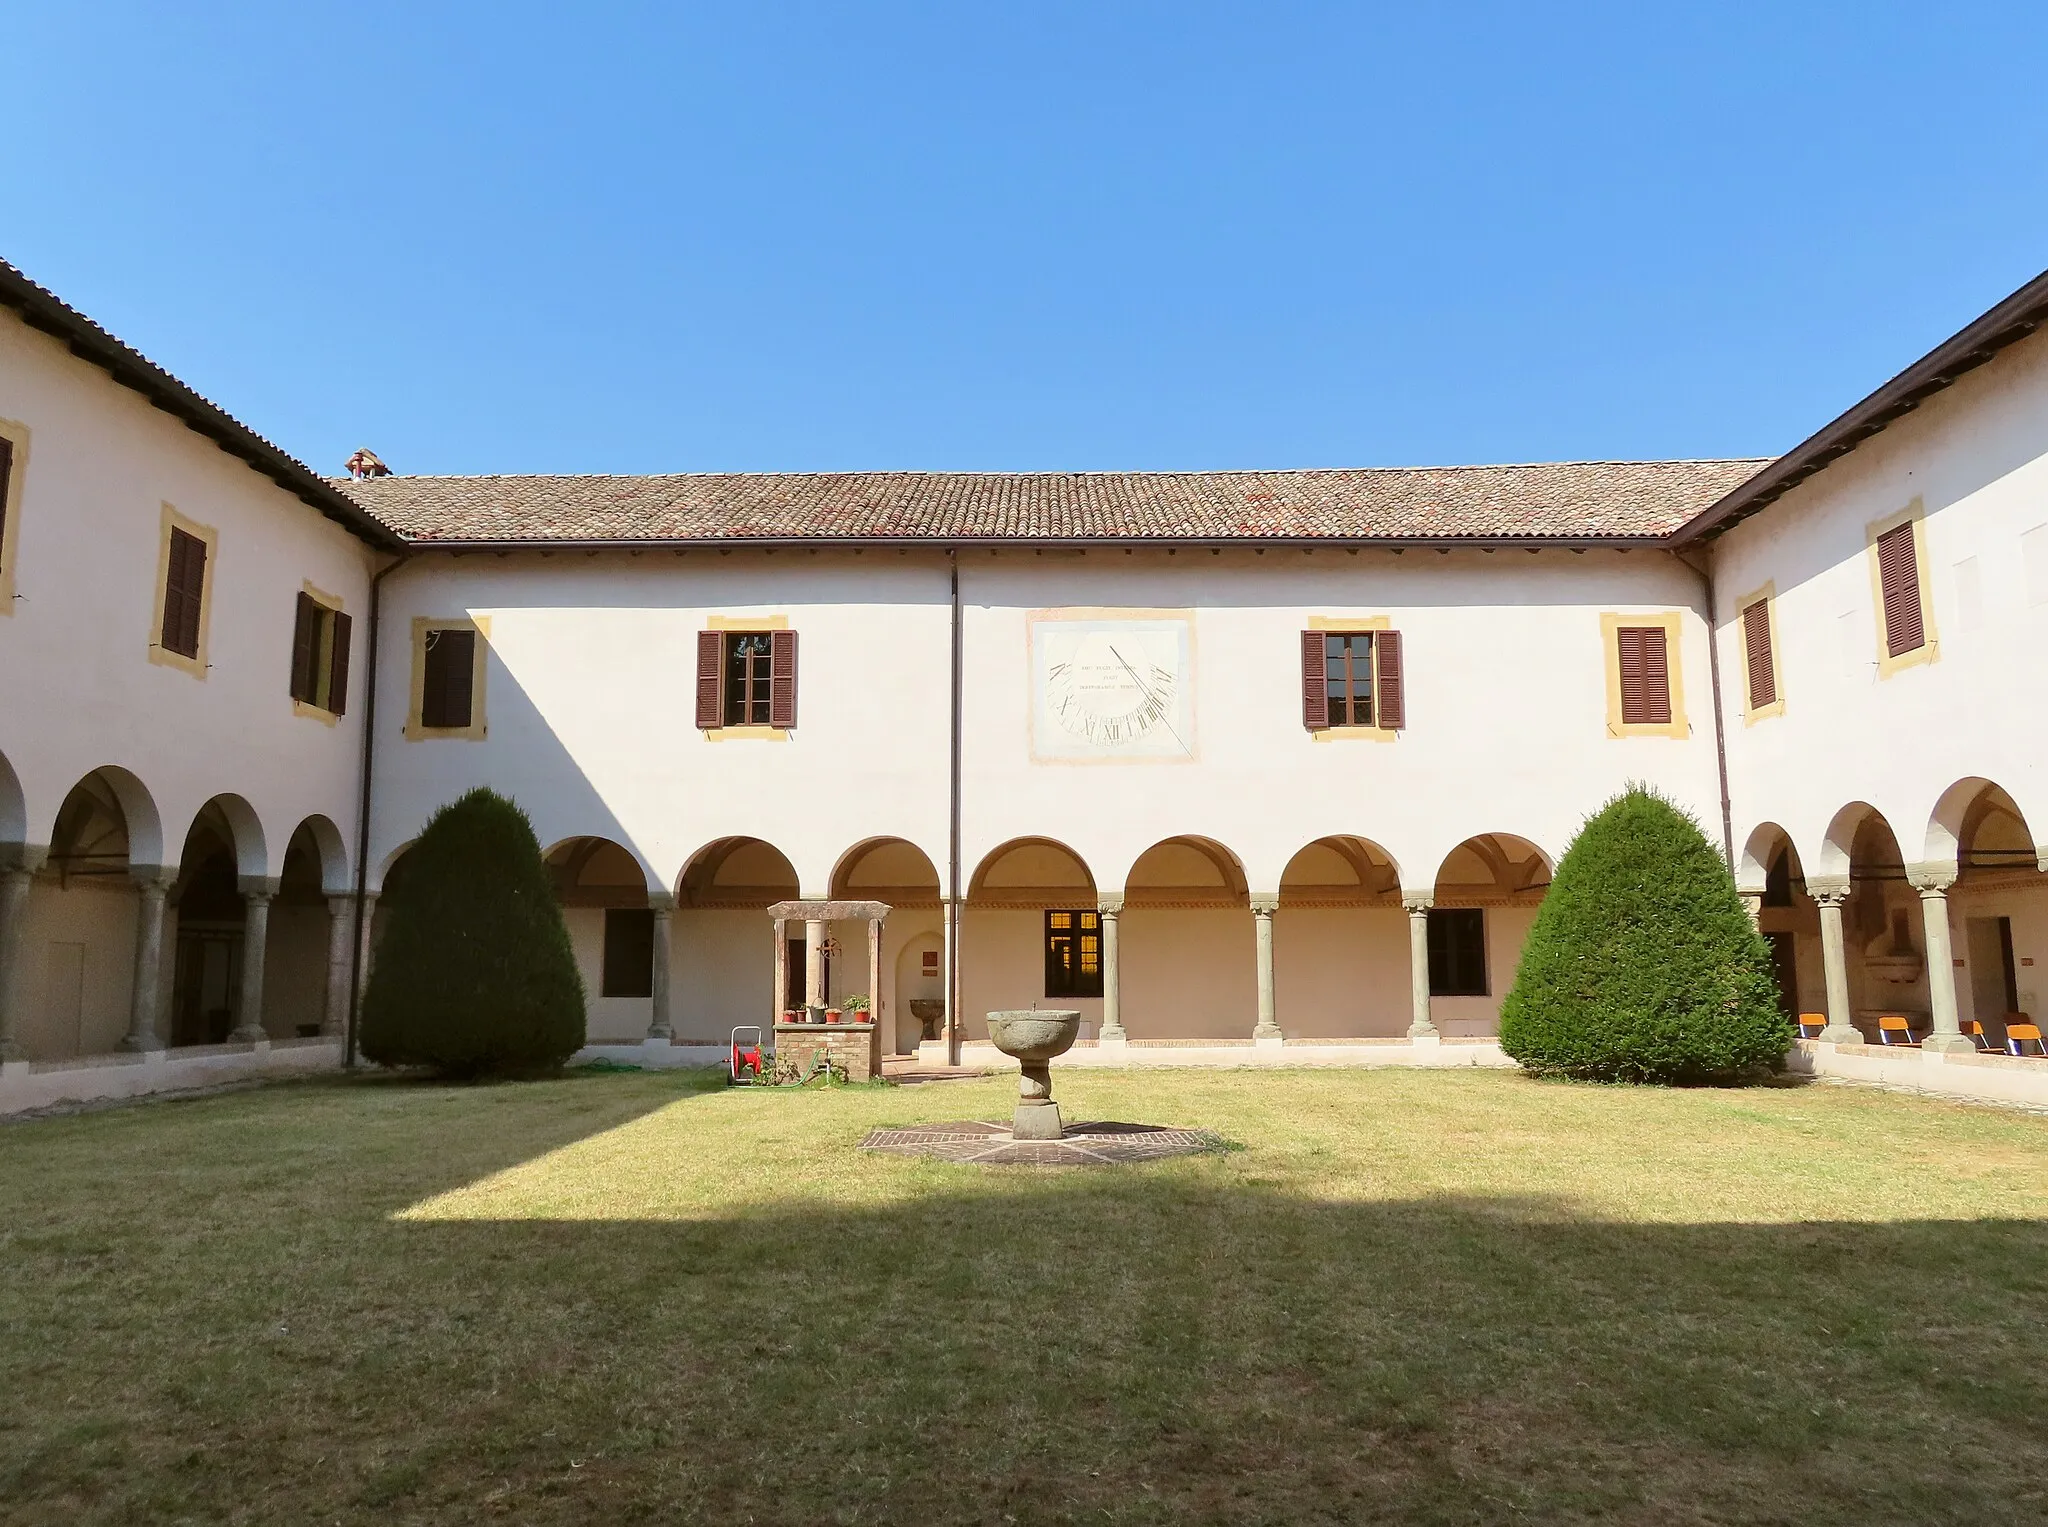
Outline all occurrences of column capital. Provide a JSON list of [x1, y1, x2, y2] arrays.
[[1805, 874, 1851, 905], [238, 875, 281, 902], [1905, 861, 1957, 895], [1401, 891, 1434, 914], [647, 890, 677, 914], [1096, 893, 1125, 915], [0, 843, 48, 874], [1249, 893, 1279, 915], [131, 867, 174, 896]]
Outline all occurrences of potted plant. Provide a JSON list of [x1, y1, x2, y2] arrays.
[[842, 993, 871, 1024], [825, 1006, 843, 1024]]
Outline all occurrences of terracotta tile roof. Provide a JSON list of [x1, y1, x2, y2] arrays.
[[339, 459, 1767, 545]]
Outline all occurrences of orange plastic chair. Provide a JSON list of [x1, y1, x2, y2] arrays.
[[1795, 1013, 1827, 1040], [2005, 1022, 2047, 1058], [1962, 1020, 1995, 1052], [1877, 1014, 1917, 1046]]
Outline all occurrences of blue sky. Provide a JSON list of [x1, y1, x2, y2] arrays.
[[3, 3, 2045, 477]]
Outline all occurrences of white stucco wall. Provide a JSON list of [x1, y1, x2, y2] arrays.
[[368, 545, 1719, 1036], [0, 311, 376, 881], [1710, 327, 2048, 879]]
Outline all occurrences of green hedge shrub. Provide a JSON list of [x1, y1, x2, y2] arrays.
[[359, 788, 585, 1077], [1499, 785, 1789, 1083]]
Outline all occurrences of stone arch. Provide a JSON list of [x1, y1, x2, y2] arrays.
[[51, 766, 163, 874], [283, 815, 351, 897], [178, 794, 267, 883], [0, 746, 26, 849], [371, 840, 414, 893], [1817, 801, 1895, 883], [1432, 833, 1553, 902], [829, 837, 943, 904], [677, 836, 800, 908], [1738, 822, 1800, 896], [1277, 836, 1402, 907], [1124, 835, 1249, 908], [967, 837, 1096, 905], [49, 769, 158, 882], [1925, 778, 2035, 877], [546, 836, 656, 906]]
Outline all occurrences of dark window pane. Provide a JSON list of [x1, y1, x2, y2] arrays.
[[1427, 908, 1487, 997], [421, 628, 475, 729], [1044, 908, 1105, 999], [602, 907, 655, 998]]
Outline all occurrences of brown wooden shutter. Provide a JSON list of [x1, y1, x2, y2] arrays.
[[694, 630, 722, 730], [1741, 600, 1776, 708], [1300, 631, 1328, 729], [769, 629, 798, 728], [0, 437, 13, 562], [290, 592, 320, 702], [162, 528, 206, 658], [1876, 521, 1924, 656], [1617, 626, 1671, 725], [1375, 629, 1404, 730], [327, 610, 352, 717]]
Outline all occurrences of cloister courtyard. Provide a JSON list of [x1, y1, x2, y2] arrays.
[[1, 1067, 2044, 1525]]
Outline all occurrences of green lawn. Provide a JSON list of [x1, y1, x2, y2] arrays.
[[2, 1068, 2045, 1525]]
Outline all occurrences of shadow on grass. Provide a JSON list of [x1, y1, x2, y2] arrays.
[[5, 1136, 2046, 1525]]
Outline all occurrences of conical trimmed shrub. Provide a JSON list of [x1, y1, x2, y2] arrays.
[[1499, 785, 1789, 1083], [360, 788, 585, 1077]]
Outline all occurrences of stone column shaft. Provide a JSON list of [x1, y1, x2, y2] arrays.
[[1251, 895, 1280, 1041], [772, 916, 788, 1022], [1742, 891, 1763, 930], [804, 918, 826, 1014], [1404, 894, 1438, 1039], [1811, 886, 1860, 1044], [648, 901, 673, 1041], [231, 888, 273, 1043], [323, 896, 354, 1037], [125, 876, 169, 1052], [1098, 898, 1125, 1042], [0, 864, 36, 1062], [866, 915, 883, 1026], [1913, 875, 1971, 1053]]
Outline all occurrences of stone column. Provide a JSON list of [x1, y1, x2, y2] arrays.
[[230, 882, 275, 1044], [771, 915, 787, 1022], [1404, 893, 1438, 1040], [1809, 880, 1860, 1044], [124, 871, 170, 1052], [1909, 868, 1972, 1053], [1251, 894, 1281, 1042], [354, 891, 380, 1015], [804, 917, 826, 1017], [1742, 891, 1763, 930], [943, 896, 960, 1066], [322, 896, 354, 1037], [1097, 895, 1125, 1043], [647, 895, 674, 1041], [0, 850, 44, 1063], [866, 914, 883, 1027]]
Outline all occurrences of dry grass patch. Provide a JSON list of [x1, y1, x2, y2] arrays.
[[1, 1067, 2044, 1524]]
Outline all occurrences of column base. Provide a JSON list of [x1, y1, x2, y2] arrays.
[[644, 1027, 673, 1045], [0, 1040, 24, 1064], [121, 1033, 165, 1053], [1818, 1025, 1863, 1046], [1920, 1033, 1978, 1055], [1407, 1024, 1441, 1043], [228, 1025, 268, 1045], [1253, 1028, 1284, 1050]]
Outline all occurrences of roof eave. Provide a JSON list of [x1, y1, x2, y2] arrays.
[[0, 262, 406, 553], [395, 532, 1671, 552], [1669, 266, 2048, 546]]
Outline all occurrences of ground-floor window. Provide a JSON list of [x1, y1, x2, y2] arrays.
[[602, 908, 654, 998], [1044, 909, 1103, 999], [1427, 908, 1487, 997]]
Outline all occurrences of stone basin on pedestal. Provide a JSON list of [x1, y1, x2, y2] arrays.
[[986, 1010, 1081, 1140]]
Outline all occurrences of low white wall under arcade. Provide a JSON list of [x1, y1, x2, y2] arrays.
[[1785, 1039, 2048, 1109], [0, 1038, 341, 1118]]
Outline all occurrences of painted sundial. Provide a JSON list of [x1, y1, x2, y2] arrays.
[[1030, 615, 1194, 760]]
